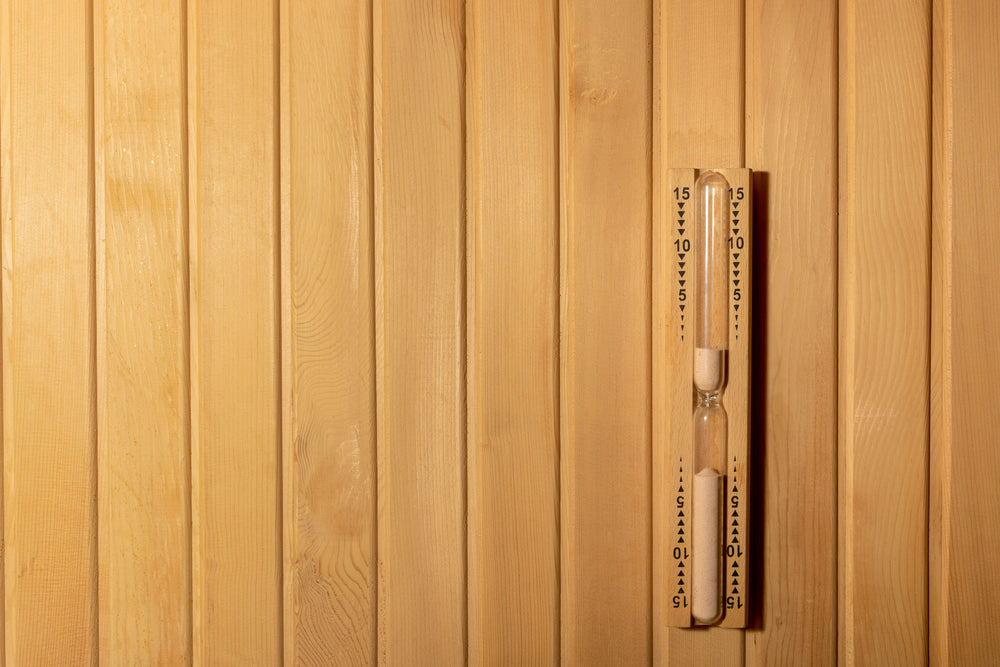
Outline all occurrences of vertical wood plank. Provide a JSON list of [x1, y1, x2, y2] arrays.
[[188, 0, 280, 662], [933, 1, 1000, 664], [657, 168, 696, 634], [929, 0, 952, 663], [657, 0, 744, 664], [281, 0, 376, 663], [95, 0, 191, 662], [716, 167, 752, 631], [466, 0, 559, 663], [661, 0, 743, 168], [838, 0, 930, 664], [744, 0, 838, 664], [1, 0, 96, 663], [279, 0, 293, 661], [0, 1, 8, 657], [374, 0, 467, 663], [559, 0, 652, 662]]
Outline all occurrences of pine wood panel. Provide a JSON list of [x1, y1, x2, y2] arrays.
[[94, 0, 191, 662], [656, 0, 745, 664], [839, 0, 930, 664], [559, 0, 652, 662], [661, 0, 744, 168], [0, 3, 998, 664], [930, 0, 951, 663], [280, 0, 377, 663], [374, 0, 467, 662], [188, 0, 281, 662], [933, 1, 1000, 664], [744, 0, 839, 664], [466, 0, 559, 663], [1, 1, 96, 663]]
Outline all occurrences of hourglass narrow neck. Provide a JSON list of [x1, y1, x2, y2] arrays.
[[697, 390, 721, 406], [693, 391, 727, 473]]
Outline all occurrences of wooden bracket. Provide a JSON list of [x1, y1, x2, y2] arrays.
[[659, 168, 751, 628]]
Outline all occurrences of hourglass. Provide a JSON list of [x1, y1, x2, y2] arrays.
[[660, 168, 751, 629], [692, 171, 729, 624]]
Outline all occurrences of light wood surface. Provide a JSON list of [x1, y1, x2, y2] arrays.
[[660, 168, 752, 633], [281, 0, 377, 664], [466, 0, 559, 663], [719, 167, 751, 630], [933, 2, 1000, 665], [745, 0, 839, 665], [0, 0, 994, 663], [929, 5, 950, 663], [374, 0, 467, 663], [662, 0, 744, 169], [839, 0, 930, 664], [658, 169, 697, 631], [560, 0, 653, 662], [659, 0, 744, 663], [188, 0, 281, 662], [95, 0, 191, 663], [2, 1, 96, 663]]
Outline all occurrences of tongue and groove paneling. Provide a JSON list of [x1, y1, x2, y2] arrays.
[[188, 0, 281, 662], [94, 0, 191, 662], [1, 1, 96, 663]]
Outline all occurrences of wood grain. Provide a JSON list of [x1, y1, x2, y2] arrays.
[[374, 0, 467, 663], [0, 3, 8, 658], [188, 0, 281, 662], [745, 0, 838, 664], [659, 169, 697, 631], [933, 1, 1000, 664], [658, 0, 744, 663], [95, 0, 191, 662], [559, 0, 652, 662], [1, 0, 96, 663], [719, 167, 752, 630], [466, 0, 559, 663], [662, 0, 743, 170], [839, 0, 930, 664], [0, 3, 997, 663], [929, 0, 952, 663], [280, 0, 377, 663]]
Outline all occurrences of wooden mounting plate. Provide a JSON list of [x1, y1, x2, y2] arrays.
[[657, 168, 751, 628]]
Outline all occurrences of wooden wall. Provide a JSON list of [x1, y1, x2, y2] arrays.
[[0, 0, 996, 664]]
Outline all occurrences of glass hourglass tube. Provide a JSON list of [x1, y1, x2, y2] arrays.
[[692, 171, 730, 625]]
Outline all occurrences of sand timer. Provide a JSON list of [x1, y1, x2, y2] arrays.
[[691, 171, 729, 625], [663, 166, 750, 630]]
